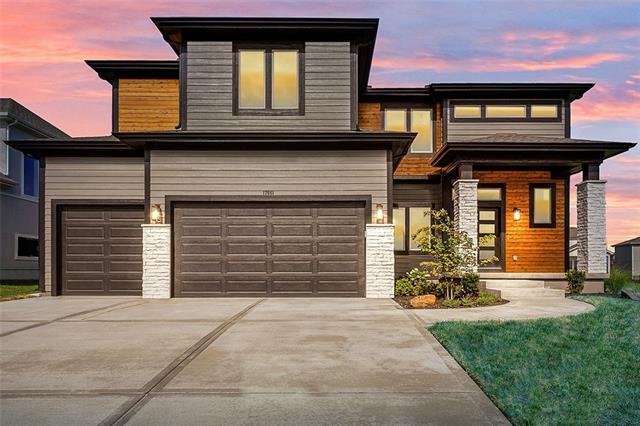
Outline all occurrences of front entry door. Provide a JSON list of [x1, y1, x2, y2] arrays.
[[478, 207, 502, 269]]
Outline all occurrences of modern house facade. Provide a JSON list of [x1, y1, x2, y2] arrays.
[[1, 99, 68, 281], [8, 17, 635, 297]]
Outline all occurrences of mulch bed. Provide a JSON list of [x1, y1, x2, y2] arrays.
[[394, 295, 508, 309]]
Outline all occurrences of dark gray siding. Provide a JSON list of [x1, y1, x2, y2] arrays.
[[150, 150, 387, 219], [393, 181, 441, 277], [445, 100, 566, 142], [186, 41, 352, 131]]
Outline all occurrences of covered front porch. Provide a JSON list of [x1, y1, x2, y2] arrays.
[[432, 134, 635, 292]]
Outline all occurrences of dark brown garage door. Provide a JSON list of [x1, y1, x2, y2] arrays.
[[60, 206, 144, 295], [173, 201, 366, 297]]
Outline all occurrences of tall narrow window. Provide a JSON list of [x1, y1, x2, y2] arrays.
[[409, 207, 430, 251], [0, 141, 8, 175], [272, 51, 299, 109], [530, 184, 556, 227], [23, 155, 38, 197], [410, 109, 433, 153], [238, 50, 266, 109], [393, 208, 406, 251]]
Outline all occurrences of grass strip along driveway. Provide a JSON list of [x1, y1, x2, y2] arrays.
[[0, 282, 38, 301], [429, 296, 640, 425]]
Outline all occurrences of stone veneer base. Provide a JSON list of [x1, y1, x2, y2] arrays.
[[142, 224, 171, 299], [365, 224, 395, 298]]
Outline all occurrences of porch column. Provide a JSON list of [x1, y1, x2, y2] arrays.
[[365, 224, 395, 298], [142, 224, 171, 298], [452, 178, 479, 270], [576, 179, 607, 274]]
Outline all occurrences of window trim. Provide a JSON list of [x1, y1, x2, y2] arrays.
[[393, 205, 432, 254], [15, 233, 39, 261], [529, 183, 557, 228], [449, 100, 562, 123], [381, 105, 435, 155], [232, 42, 305, 116]]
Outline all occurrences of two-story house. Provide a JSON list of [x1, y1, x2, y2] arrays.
[[1, 99, 68, 281], [8, 17, 635, 298]]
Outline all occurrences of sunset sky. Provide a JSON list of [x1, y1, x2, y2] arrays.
[[1, 0, 638, 245]]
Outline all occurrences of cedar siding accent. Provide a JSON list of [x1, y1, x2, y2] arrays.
[[186, 41, 352, 130], [474, 170, 565, 273], [117, 79, 179, 132], [43, 157, 145, 292], [358, 102, 381, 130], [150, 150, 388, 219], [445, 99, 566, 142]]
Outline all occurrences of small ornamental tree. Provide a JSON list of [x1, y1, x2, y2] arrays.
[[412, 209, 497, 299]]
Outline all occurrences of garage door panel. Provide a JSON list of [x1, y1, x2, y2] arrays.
[[173, 201, 365, 297], [182, 224, 222, 237], [60, 206, 143, 295]]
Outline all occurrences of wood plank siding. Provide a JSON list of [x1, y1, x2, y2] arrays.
[[117, 79, 179, 132], [445, 100, 566, 141], [186, 41, 352, 130], [393, 181, 442, 277], [358, 102, 443, 177], [43, 157, 145, 292], [474, 170, 565, 272], [150, 150, 387, 220]]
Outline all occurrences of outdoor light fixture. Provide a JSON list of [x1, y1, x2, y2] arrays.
[[513, 208, 521, 221], [150, 204, 163, 224], [376, 203, 385, 224]]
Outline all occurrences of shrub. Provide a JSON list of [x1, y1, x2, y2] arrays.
[[441, 299, 462, 308], [476, 291, 499, 306], [394, 268, 436, 296], [605, 268, 632, 295], [460, 296, 474, 307], [460, 272, 480, 297], [565, 269, 586, 294]]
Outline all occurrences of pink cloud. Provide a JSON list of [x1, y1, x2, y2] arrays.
[[572, 83, 640, 123], [500, 30, 596, 56]]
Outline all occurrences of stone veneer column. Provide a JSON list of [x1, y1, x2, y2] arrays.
[[142, 224, 171, 299], [365, 224, 395, 298], [452, 179, 479, 266], [576, 180, 607, 273]]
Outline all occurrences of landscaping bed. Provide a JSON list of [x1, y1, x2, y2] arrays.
[[394, 292, 507, 309], [429, 296, 640, 425], [0, 281, 39, 301]]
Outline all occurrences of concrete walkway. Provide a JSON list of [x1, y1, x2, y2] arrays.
[[411, 297, 594, 325], [0, 297, 508, 425]]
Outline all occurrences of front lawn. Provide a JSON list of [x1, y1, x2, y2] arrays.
[[429, 296, 640, 425], [0, 281, 39, 300]]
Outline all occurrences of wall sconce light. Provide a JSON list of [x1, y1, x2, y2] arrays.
[[513, 208, 521, 222], [150, 204, 164, 224], [376, 204, 385, 224]]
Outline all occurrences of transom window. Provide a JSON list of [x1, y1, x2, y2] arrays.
[[393, 207, 431, 252], [530, 183, 556, 227], [451, 101, 561, 122], [383, 108, 433, 153], [234, 45, 303, 114]]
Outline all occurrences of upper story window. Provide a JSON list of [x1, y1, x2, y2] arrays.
[[0, 141, 8, 175], [383, 108, 433, 154], [451, 101, 561, 122], [234, 44, 304, 115], [22, 155, 38, 198]]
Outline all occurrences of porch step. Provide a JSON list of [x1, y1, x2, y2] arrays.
[[483, 279, 565, 299]]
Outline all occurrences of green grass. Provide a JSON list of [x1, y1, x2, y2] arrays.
[[0, 281, 39, 299], [429, 296, 640, 425]]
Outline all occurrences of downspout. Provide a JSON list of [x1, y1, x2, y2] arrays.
[[2, 117, 18, 175]]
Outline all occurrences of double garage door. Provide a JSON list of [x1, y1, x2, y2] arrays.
[[59, 201, 365, 297]]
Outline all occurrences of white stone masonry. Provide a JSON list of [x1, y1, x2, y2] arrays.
[[576, 180, 607, 274], [452, 179, 479, 255], [365, 224, 395, 298], [142, 224, 171, 299]]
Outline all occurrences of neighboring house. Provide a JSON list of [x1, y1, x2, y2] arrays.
[[613, 237, 640, 279], [8, 17, 636, 297], [0, 99, 68, 281], [568, 227, 612, 273]]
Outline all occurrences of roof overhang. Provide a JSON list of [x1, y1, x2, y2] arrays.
[[5, 138, 140, 159], [431, 138, 636, 175], [85, 60, 179, 84], [115, 131, 414, 170], [151, 17, 378, 94], [429, 83, 594, 102]]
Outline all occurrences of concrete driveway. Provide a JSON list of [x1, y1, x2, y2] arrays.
[[0, 297, 507, 425]]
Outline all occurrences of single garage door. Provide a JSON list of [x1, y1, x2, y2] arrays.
[[173, 201, 366, 297], [60, 205, 144, 295]]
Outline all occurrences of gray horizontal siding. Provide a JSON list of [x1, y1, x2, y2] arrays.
[[445, 100, 566, 142], [186, 41, 352, 131], [150, 150, 387, 219], [43, 157, 144, 292]]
